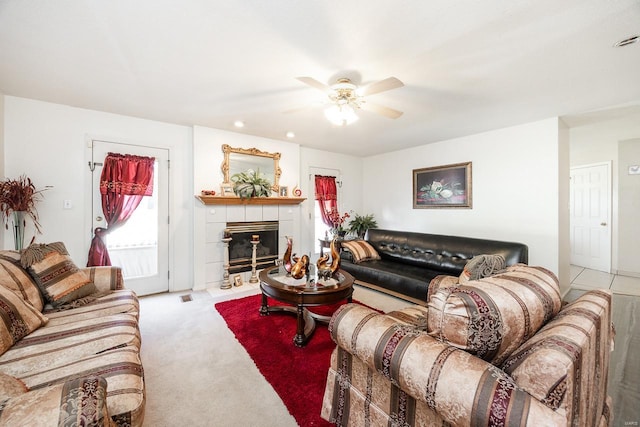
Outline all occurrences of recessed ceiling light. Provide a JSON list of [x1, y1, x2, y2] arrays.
[[614, 35, 638, 47], [233, 120, 245, 128], [286, 131, 295, 138]]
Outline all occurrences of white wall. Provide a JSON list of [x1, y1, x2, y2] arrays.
[[557, 121, 571, 292], [3, 97, 194, 291], [569, 111, 640, 274], [362, 118, 567, 291], [618, 138, 640, 276]]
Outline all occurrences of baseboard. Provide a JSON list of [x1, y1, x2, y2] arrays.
[[615, 269, 640, 279]]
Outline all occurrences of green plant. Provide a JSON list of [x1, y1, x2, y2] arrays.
[[348, 213, 378, 238], [230, 169, 272, 199]]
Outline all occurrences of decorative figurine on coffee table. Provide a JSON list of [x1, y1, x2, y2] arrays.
[[283, 236, 293, 273], [317, 237, 341, 280], [291, 254, 310, 280]]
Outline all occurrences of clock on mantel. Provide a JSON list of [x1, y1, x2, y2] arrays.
[[196, 195, 306, 206]]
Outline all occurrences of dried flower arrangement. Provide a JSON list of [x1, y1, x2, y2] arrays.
[[0, 175, 46, 238]]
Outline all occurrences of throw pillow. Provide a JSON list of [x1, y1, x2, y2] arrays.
[[0, 285, 48, 356], [427, 264, 562, 365], [341, 240, 381, 263], [459, 254, 506, 283], [0, 252, 45, 312], [21, 242, 96, 308]]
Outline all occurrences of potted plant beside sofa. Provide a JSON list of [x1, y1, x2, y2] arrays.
[[348, 213, 378, 238]]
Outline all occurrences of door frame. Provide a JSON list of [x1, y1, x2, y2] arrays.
[[569, 161, 612, 273], [85, 136, 174, 293]]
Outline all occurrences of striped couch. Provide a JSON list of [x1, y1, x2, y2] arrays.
[[322, 264, 613, 426], [0, 251, 144, 426]]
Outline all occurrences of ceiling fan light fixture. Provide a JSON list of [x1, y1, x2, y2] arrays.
[[324, 104, 359, 126]]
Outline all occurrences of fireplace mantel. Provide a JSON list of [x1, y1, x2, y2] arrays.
[[196, 195, 306, 206]]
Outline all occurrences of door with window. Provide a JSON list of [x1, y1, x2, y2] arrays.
[[570, 163, 611, 273], [90, 140, 170, 295], [310, 168, 340, 254]]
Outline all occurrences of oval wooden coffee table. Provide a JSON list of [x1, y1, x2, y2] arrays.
[[259, 265, 354, 347]]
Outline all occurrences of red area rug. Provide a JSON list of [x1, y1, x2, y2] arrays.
[[215, 294, 340, 427]]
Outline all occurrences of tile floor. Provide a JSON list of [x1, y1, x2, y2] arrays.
[[570, 265, 640, 297]]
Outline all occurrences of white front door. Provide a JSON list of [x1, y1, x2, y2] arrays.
[[90, 140, 170, 295], [570, 163, 611, 273]]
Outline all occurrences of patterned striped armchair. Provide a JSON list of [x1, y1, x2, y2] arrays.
[[322, 265, 613, 426]]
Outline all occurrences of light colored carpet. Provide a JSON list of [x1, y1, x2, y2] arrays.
[[139, 290, 297, 427]]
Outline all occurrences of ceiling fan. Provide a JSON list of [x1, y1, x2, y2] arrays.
[[295, 76, 404, 126]]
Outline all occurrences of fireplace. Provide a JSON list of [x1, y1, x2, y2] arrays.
[[226, 221, 279, 274]]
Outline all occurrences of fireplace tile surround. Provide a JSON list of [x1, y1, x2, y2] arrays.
[[200, 203, 301, 289]]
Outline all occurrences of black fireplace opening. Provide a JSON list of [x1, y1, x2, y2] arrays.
[[227, 221, 279, 274]]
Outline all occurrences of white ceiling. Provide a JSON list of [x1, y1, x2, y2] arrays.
[[1, 0, 639, 156]]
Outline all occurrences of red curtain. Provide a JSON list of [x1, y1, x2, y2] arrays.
[[314, 175, 337, 228], [87, 153, 155, 267]]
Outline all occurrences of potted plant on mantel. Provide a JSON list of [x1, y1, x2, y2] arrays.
[[348, 213, 378, 239], [0, 175, 46, 250], [230, 169, 272, 200]]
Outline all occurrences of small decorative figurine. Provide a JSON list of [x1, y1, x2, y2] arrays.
[[283, 236, 293, 273], [291, 254, 310, 280], [316, 253, 330, 280], [329, 237, 341, 274], [317, 237, 341, 280]]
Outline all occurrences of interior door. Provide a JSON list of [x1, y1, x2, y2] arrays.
[[570, 163, 611, 272], [90, 140, 170, 295]]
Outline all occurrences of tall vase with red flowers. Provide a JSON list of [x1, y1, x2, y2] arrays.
[[328, 210, 350, 239], [0, 175, 46, 250]]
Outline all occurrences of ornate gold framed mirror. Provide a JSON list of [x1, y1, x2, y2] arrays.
[[221, 144, 281, 192]]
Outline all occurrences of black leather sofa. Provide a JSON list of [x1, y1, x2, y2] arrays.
[[340, 228, 528, 304]]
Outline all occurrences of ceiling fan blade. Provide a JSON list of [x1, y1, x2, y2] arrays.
[[359, 77, 404, 96], [296, 76, 331, 93], [360, 102, 404, 119]]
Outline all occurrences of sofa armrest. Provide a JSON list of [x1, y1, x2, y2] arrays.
[[329, 304, 565, 426], [82, 266, 125, 292], [427, 274, 459, 300]]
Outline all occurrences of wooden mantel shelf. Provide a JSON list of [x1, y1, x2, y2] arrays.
[[196, 195, 306, 205]]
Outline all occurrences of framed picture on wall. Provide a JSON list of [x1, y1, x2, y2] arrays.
[[413, 162, 472, 209]]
